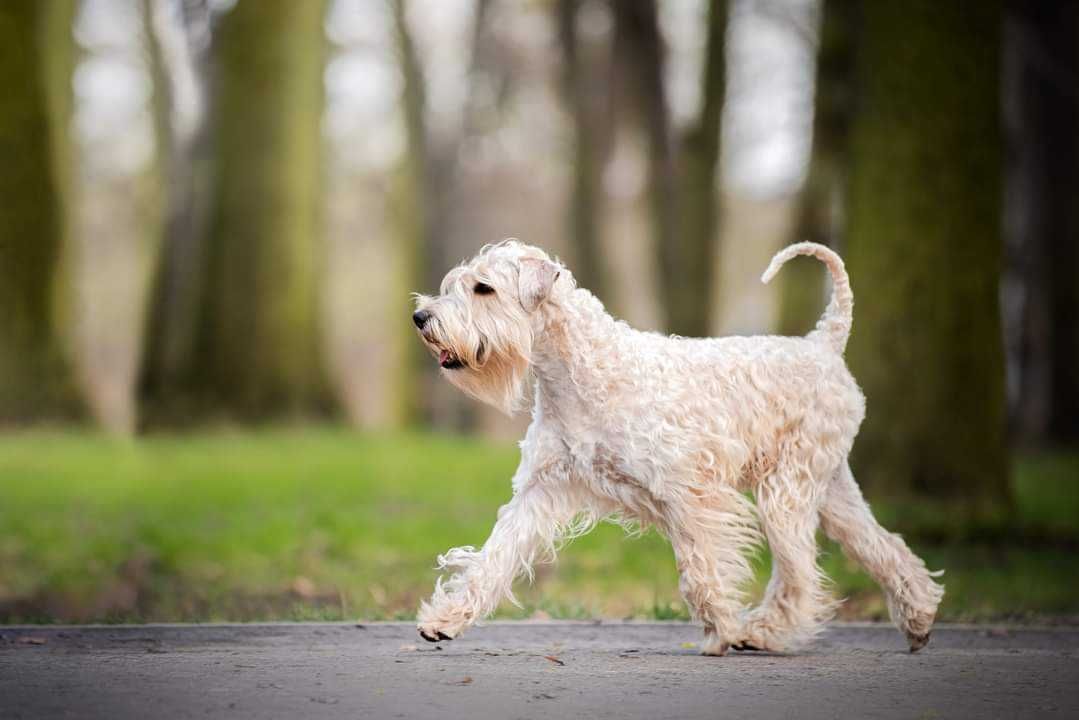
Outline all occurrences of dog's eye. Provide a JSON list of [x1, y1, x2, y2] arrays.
[[474, 282, 495, 295]]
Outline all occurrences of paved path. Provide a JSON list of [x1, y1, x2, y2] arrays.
[[2, 622, 1077, 719]]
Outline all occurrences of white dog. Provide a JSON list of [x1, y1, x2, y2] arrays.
[[411, 240, 943, 655]]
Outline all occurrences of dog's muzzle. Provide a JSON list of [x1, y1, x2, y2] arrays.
[[413, 309, 464, 369]]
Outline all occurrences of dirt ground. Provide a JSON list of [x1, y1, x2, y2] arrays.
[[2, 622, 1077, 719]]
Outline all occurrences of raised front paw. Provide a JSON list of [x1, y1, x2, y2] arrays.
[[416, 598, 475, 643], [417, 623, 455, 643]]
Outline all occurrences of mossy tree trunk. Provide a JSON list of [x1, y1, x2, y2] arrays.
[[778, 0, 853, 337], [0, 0, 79, 423], [147, 0, 329, 422], [845, 1, 1010, 519]]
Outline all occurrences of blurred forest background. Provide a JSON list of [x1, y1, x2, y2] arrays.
[[0, 0, 1077, 624]]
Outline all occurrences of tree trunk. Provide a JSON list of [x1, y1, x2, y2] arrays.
[[556, 0, 612, 301], [1001, 0, 1079, 446], [140, 0, 216, 425], [389, 0, 435, 426], [178, 0, 329, 421], [672, 0, 727, 338], [1042, 0, 1079, 444], [612, 0, 675, 332], [0, 0, 79, 423], [845, 1, 1010, 519], [778, 0, 853, 337]]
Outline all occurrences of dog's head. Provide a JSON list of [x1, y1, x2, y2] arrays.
[[412, 240, 566, 414]]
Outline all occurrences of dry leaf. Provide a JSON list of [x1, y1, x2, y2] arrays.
[[543, 655, 565, 666]]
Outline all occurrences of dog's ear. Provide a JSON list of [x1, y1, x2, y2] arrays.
[[518, 258, 560, 312]]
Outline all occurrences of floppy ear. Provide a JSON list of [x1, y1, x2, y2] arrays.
[[518, 257, 560, 312]]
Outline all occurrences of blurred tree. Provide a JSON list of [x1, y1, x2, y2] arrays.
[[613, 0, 671, 331], [390, 0, 434, 426], [778, 0, 854, 337], [559, 0, 728, 335], [670, 0, 727, 338], [0, 0, 79, 423], [845, 1, 1010, 519], [141, 0, 329, 422], [557, 0, 613, 301], [596, 0, 666, 331], [1002, 0, 1079, 446], [141, 0, 216, 424]]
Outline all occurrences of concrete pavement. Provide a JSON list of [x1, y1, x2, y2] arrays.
[[2, 622, 1077, 719]]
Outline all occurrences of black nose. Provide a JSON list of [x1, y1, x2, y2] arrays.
[[412, 309, 431, 329]]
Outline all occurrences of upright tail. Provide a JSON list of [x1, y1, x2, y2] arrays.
[[760, 242, 853, 354]]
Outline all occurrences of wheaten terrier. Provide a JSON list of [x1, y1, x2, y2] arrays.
[[411, 240, 944, 655]]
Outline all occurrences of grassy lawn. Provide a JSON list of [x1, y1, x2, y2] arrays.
[[0, 428, 1076, 624]]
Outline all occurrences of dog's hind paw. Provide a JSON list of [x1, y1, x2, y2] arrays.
[[907, 631, 931, 653], [699, 628, 730, 656]]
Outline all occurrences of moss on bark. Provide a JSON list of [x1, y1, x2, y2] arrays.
[[845, 1, 1010, 520], [0, 0, 78, 422], [185, 0, 329, 420]]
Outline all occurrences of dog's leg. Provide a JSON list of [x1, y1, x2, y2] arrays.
[[820, 462, 944, 652], [417, 473, 579, 642], [738, 467, 835, 652], [668, 487, 759, 656]]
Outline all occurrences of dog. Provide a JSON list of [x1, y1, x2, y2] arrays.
[[411, 240, 943, 655]]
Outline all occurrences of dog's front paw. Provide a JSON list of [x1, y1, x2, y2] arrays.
[[417, 598, 475, 643], [417, 623, 455, 643]]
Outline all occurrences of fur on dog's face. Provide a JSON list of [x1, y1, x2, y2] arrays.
[[412, 240, 564, 414]]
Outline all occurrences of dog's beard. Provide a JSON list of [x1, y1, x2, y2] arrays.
[[416, 286, 536, 415], [422, 321, 532, 415], [440, 345, 530, 415]]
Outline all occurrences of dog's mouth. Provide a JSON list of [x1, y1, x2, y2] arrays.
[[438, 348, 464, 370], [417, 323, 465, 370]]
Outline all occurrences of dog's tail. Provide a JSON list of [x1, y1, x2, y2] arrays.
[[760, 242, 853, 354]]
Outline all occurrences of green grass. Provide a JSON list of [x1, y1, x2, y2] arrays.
[[0, 428, 1076, 624]]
